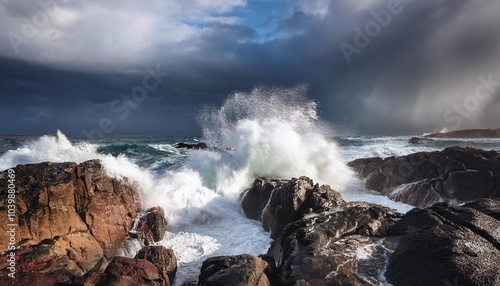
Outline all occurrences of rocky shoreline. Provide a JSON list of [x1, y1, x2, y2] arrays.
[[1, 146, 499, 285]]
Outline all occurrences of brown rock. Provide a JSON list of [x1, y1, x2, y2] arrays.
[[0, 160, 141, 281], [198, 254, 276, 286], [135, 246, 177, 285], [102, 257, 164, 286], [130, 207, 168, 245]]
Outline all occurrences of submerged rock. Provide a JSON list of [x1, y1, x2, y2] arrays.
[[408, 137, 434, 144], [173, 142, 209, 150], [348, 147, 500, 207], [198, 254, 276, 286]]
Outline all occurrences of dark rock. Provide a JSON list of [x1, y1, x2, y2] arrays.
[[424, 128, 500, 138], [386, 201, 500, 286], [135, 246, 177, 285], [348, 147, 500, 207], [198, 254, 276, 286], [0, 160, 141, 281], [173, 142, 209, 150], [408, 137, 434, 144], [268, 202, 402, 285], [129, 207, 168, 245], [240, 177, 289, 220], [241, 176, 345, 239]]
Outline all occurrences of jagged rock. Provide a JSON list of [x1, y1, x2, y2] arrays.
[[240, 178, 289, 220], [348, 147, 500, 207], [387, 201, 500, 286], [173, 142, 209, 150], [135, 246, 177, 285], [198, 254, 276, 286], [0, 160, 141, 281], [268, 202, 402, 285], [129, 207, 168, 245], [241, 176, 344, 239], [101, 257, 164, 285]]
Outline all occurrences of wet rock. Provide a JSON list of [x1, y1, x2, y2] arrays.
[[198, 254, 276, 286], [387, 201, 500, 286], [268, 202, 402, 285], [0, 160, 141, 281], [173, 142, 209, 150], [241, 176, 345, 239], [129, 206, 168, 245], [348, 147, 500, 207], [101, 257, 164, 286], [240, 177, 289, 221], [408, 137, 434, 144], [135, 246, 177, 285]]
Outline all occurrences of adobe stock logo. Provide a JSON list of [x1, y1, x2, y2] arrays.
[[443, 74, 499, 130], [339, 0, 412, 64]]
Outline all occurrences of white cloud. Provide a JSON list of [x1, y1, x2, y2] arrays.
[[0, 0, 248, 70]]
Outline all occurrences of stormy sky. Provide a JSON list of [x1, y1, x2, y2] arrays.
[[0, 0, 499, 136]]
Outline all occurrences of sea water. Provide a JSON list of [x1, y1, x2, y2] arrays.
[[1, 88, 499, 284]]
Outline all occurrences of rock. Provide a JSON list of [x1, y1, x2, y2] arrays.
[[386, 201, 500, 286], [129, 207, 168, 245], [268, 202, 402, 285], [0, 269, 77, 286], [101, 257, 164, 286], [240, 177, 289, 220], [135, 246, 177, 285], [75, 246, 177, 286], [424, 128, 500, 138], [198, 254, 276, 286], [173, 142, 209, 150], [408, 137, 434, 144], [241, 176, 345, 239], [0, 160, 141, 281], [348, 147, 500, 207]]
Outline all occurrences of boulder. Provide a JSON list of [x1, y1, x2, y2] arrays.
[[198, 254, 276, 286], [135, 246, 177, 285], [348, 147, 500, 207], [0, 160, 141, 281], [101, 257, 164, 286], [129, 206, 168, 245], [241, 176, 344, 239], [268, 202, 402, 285], [240, 178, 289, 220], [387, 201, 500, 286]]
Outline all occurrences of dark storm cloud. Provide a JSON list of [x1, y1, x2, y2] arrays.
[[0, 0, 499, 135]]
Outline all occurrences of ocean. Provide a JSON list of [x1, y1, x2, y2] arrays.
[[1, 93, 500, 284]]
